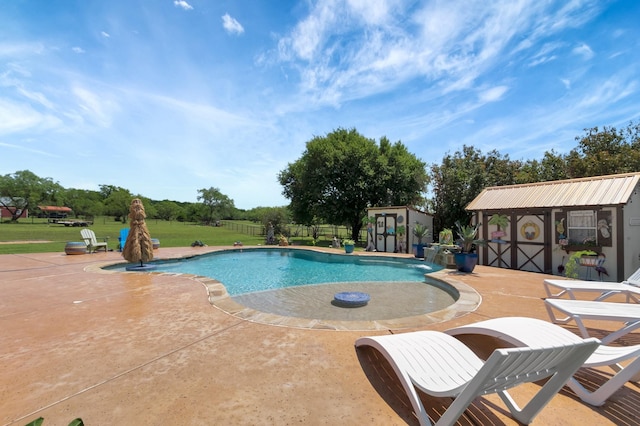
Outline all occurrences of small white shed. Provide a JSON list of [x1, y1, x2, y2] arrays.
[[365, 206, 433, 254]]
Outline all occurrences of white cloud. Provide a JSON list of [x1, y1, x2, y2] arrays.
[[572, 42, 594, 59], [0, 141, 58, 157], [72, 46, 85, 54], [0, 99, 61, 135], [101, 31, 110, 38], [72, 87, 119, 127], [479, 86, 508, 103], [222, 13, 244, 35], [174, 1, 193, 11]]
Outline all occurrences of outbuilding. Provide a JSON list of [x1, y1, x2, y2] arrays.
[[365, 206, 433, 254], [465, 172, 640, 282]]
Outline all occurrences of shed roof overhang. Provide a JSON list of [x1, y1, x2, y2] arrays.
[[38, 205, 73, 213], [466, 172, 640, 211]]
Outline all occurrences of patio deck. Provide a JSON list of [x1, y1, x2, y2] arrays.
[[1, 247, 639, 425]]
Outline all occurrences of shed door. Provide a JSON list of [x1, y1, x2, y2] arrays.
[[375, 214, 397, 253], [515, 214, 548, 273], [483, 212, 551, 274]]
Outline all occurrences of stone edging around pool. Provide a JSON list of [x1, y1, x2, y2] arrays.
[[86, 247, 482, 331]]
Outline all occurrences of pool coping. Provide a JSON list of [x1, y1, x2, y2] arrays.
[[88, 246, 482, 331]]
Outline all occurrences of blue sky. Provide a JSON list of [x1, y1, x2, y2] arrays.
[[1, 1, 639, 209]]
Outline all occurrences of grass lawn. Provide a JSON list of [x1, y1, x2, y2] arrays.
[[0, 218, 364, 254]]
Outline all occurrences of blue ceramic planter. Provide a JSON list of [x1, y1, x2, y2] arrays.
[[454, 252, 478, 273]]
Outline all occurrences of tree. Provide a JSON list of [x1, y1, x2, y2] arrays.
[[374, 137, 429, 207], [0, 170, 63, 222], [259, 206, 291, 237], [278, 128, 428, 241], [517, 150, 568, 184], [100, 185, 133, 222], [428, 146, 517, 233], [63, 188, 104, 218], [567, 121, 640, 177], [154, 200, 184, 221], [197, 187, 235, 225]]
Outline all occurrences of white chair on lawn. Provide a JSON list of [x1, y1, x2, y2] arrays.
[[544, 266, 640, 302], [80, 228, 108, 253], [446, 316, 640, 406], [355, 330, 598, 426]]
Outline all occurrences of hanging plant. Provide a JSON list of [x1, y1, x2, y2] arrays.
[[564, 250, 597, 279]]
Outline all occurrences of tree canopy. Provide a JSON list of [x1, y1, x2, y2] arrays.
[[197, 187, 235, 225], [278, 128, 428, 241], [428, 120, 640, 232], [0, 170, 64, 222]]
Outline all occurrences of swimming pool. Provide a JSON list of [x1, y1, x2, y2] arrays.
[[130, 248, 442, 296]]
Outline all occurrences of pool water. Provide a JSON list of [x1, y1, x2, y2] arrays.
[[137, 248, 441, 296]]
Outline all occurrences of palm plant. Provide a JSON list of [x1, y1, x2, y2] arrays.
[[455, 221, 484, 253], [412, 223, 430, 244]]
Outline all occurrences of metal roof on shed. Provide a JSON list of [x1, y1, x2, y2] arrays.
[[466, 172, 640, 211]]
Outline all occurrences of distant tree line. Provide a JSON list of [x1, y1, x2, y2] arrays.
[[2, 121, 639, 239], [0, 171, 289, 229]]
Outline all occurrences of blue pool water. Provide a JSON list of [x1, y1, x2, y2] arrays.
[[126, 248, 441, 296]]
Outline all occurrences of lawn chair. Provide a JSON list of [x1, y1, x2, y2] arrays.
[[355, 330, 598, 425], [446, 316, 640, 406], [80, 229, 108, 253], [545, 298, 640, 344], [544, 265, 640, 302]]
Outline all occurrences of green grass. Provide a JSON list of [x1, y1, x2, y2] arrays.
[[0, 218, 364, 254]]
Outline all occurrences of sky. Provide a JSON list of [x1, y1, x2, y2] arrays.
[[1, 1, 639, 210]]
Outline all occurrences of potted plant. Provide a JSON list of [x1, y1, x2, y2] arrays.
[[454, 221, 485, 273], [412, 222, 430, 258], [343, 239, 355, 253]]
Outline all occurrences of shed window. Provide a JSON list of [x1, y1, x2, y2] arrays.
[[567, 210, 597, 245]]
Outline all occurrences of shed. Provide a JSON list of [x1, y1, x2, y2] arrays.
[[366, 206, 433, 254], [466, 172, 640, 282]]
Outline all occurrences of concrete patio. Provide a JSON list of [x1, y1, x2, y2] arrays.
[[2, 247, 640, 425]]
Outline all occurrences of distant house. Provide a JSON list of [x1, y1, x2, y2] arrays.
[[0, 197, 29, 220], [466, 172, 640, 282], [366, 206, 433, 254]]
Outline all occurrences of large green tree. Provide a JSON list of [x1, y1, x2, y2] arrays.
[[64, 188, 104, 218], [197, 187, 235, 225], [154, 200, 184, 221], [100, 185, 133, 222], [428, 146, 518, 232], [0, 170, 63, 222], [566, 121, 640, 177], [278, 128, 428, 241]]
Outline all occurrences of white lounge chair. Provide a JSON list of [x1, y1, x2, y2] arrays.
[[446, 316, 640, 406], [80, 229, 108, 253], [545, 298, 640, 344], [544, 266, 640, 302], [355, 330, 598, 426]]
